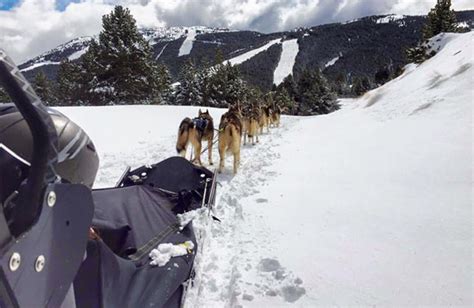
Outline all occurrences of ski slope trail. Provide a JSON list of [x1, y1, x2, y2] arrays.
[[179, 29, 197, 56], [273, 39, 299, 86], [227, 39, 281, 66]]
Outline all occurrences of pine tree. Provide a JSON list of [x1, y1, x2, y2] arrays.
[[207, 62, 244, 108], [332, 73, 350, 96], [80, 6, 160, 104], [274, 87, 294, 112], [154, 63, 173, 104], [174, 60, 201, 105], [352, 76, 371, 96], [422, 0, 458, 40], [296, 69, 338, 115], [34, 71, 55, 105], [374, 67, 391, 86], [277, 74, 298, 102], [56, 59, 82, 106]]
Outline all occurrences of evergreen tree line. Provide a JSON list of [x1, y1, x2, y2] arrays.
[[172, 55, 339, 116]]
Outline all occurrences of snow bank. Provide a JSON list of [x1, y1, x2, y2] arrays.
[[178, 29, 197, 57], [356, 32, 473, 119], [273, 39, 299, 86], [227, 39, 281, 66]]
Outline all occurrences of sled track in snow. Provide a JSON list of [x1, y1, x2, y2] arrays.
[[183, 117, 300, 307]]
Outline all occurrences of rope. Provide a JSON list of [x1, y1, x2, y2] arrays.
[[190, 133, 219, 162]]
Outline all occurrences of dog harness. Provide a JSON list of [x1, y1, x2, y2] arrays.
[[193, 117, 208, 132]]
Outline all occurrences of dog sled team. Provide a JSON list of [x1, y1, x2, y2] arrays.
[[176, 99, 282, 175]]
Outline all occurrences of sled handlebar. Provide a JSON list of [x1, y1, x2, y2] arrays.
[[0, 49, 58, 236]]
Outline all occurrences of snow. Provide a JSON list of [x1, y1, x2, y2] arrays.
[[178, 208, 205, 230], [227, 39, 281, 66], [376, 14, 405, 24], [68, 47, 89, 61], [178, 29, 197, 57], [155, 43, 168, 60], [456, 21, 470, 29], [324, 55, 340, 68], [273, 39, 299, 86], [55, 32, 472, 307], [149, 241, 195, 267], [20, 60, 60, 72]]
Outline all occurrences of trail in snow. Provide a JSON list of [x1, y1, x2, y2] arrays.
[[273, 39, 299, 86], [178, 30, 197, 57], [183, 117, 305, 308], [227, 39, 281, 66], [324, 55, 340, 68], [155, 43, 169, 60], [20, 60, 60, 72]]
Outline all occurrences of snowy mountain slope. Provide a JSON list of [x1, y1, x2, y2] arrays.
[[273, 39, 299, 86], [19, 36, 93, 72], [227, 38, 281, 66], [178, 29, 197, 56], [55, 31, 472, 307], [20, 11, 474, 89]]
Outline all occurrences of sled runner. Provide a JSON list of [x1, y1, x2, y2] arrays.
[[0, 49, 217, 307]]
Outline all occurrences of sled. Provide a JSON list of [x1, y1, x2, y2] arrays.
[[0, 49, 217, 307]]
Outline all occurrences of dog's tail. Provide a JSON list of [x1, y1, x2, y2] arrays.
[[176, 117, 193, 154]]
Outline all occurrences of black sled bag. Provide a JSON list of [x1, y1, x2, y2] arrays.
[[73, 157, 214, 308]]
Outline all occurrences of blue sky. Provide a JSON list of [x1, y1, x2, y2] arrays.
[[0, 0, 80, 11], [0, 0, 19, 10]]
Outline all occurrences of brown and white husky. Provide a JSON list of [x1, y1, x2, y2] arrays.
[[218, 103, 242, 174], [176, 109, 214, 166]]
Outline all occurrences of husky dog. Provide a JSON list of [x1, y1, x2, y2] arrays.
[[258, 103, 270, 134], [176, 109, 214, 166], [218, 103, 242, 174], [245, 104, 260, 145], [241, 103, 259, 145], [265, 104, 275, 128], [271, 104, 281, 127]]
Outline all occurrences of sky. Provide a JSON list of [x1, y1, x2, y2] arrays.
[[0, 0, 473, 63]]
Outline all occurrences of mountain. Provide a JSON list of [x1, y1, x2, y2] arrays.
[[18, 11, 474, 93]]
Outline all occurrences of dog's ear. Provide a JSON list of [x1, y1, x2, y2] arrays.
[[199, 108, 202, 115], [206, 109, 209, 113]]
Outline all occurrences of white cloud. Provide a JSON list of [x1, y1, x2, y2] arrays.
[[0, 0, 472, 63]]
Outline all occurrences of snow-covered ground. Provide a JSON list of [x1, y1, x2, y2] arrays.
[[273, 39, 299, 86], [324, 55, 340, 68], [57, 32, 472, 307], [227, 39, 281, 66]]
